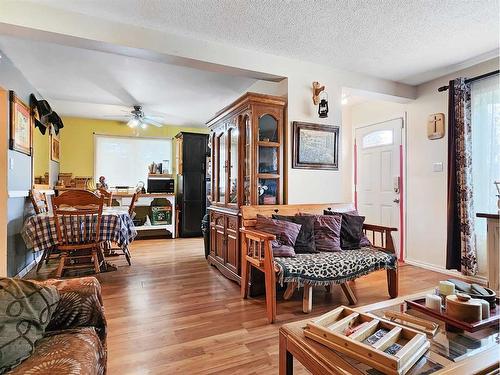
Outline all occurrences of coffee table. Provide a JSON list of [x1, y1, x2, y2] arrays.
[[279, 290, 499, 375]]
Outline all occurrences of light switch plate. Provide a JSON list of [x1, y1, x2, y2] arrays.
[[433, 162, 443, 172], [9, 157, 13, 170]]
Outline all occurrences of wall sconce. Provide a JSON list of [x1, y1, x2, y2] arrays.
[[312, 81, 325, 105], [318, 91, 329, 118], [312, 82, 329, 118]]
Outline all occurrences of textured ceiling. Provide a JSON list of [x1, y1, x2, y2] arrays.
[[27, 0, 499, 85], [0, 36, 258, 126]]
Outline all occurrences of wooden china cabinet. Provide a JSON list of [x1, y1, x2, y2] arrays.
[[206, 92, 287, 283]]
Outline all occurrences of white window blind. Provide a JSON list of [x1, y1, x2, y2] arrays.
[[94, 134, 172, 187]]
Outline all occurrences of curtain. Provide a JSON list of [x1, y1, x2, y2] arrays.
[[471, 75, 500, 275], [446, 78, 477, 275]]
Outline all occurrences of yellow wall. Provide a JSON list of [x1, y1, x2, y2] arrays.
[[60, 116, 209, 179]]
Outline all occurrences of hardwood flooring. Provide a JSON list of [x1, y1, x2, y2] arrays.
[[30, 238, 448, 374]]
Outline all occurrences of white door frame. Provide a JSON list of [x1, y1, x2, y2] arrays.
[[353, 113, 407, 261]]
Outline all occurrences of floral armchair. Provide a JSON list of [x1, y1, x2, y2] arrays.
[[5, 277, 107, 375]]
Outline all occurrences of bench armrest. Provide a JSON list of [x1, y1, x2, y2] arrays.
[[363, 223, 398, 232], [363, 223, 398, 254], [240, 227, 276, 241], [240, 227, 276, 268]]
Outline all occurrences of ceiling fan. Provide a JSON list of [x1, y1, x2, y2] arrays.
[[107, 105, 165, 128]]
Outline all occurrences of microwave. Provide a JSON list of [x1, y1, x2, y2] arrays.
[[147, 177, 174, 193]]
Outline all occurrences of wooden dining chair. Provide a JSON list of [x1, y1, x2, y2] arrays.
[[29, 189, 49, 214], [97, 188, 113, 207], [52, 190, 105, 277], [105, 192, 140, 266], [30, 189, 59, 272]]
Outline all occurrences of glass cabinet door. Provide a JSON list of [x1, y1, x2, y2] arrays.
[[217, 132, 226, 203], [258, 178, 278, 205], [243, 114, 251, 205], [258, 147, 278, 174], [228, 125, 238, 205], [258, 114, 278, 142], [257, 113, 280, 205]]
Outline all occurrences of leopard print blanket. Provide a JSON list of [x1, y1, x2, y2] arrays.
[[274, 247, 397, 287]]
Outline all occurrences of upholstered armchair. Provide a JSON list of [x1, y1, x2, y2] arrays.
[[5, 277, 107, 375]]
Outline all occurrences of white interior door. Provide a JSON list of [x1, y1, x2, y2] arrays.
[[355, 118, 403, 256]]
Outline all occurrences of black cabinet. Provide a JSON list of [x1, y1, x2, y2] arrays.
[[175, 132, 209, 237]]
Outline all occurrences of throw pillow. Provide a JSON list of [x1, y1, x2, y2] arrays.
[[324, 210, 372, 247], [324, 210, 366, 249], [272, 214, 318, 253], [311, 214, 343, 252], [255, 215, 301, 257], [0, 278, 60, 373]]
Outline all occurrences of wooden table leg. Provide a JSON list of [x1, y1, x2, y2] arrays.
[[340, 283, 357, 305], [279, 331, 293, 375], [283, 282, 297, 300], [303, 284, 313, 313]]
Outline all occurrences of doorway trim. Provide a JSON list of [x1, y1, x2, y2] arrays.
[[353, 114, 407, 262]]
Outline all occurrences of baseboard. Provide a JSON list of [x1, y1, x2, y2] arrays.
[[15, 253, 42, 279], [405, 258, 488, 285]]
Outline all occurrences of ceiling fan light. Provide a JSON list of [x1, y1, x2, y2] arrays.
[[140, 122, 147, 129], [128, 118, 139, 128]]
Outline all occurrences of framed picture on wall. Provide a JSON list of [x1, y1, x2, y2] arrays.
[[9, 90, 32, 156], [50, 132, 60, 162], [292, 121, 339, 170]]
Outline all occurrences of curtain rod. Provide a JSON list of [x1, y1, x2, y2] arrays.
[[437, 70, 499, 92]]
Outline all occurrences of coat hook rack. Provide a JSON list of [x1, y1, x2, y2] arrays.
[[312, 81, 325, 105]]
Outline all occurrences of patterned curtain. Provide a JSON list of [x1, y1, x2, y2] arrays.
[[446, 78, 477, 276]]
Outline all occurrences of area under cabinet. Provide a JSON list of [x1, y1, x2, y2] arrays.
[[208, 207, 240, 283]]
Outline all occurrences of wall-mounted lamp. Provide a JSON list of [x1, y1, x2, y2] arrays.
[[318, 91, 329, 118], [312, 81, 325, 105], [312, 82, 329, 118]]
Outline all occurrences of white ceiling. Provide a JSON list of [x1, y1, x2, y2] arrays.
[[26, 0, 499, 85], [0, 36, 260, 126]]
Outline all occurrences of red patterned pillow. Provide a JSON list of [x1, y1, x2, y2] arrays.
[[255, 215, 301, 257]]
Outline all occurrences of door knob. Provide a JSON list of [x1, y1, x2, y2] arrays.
[[393, 198, 400, 204]]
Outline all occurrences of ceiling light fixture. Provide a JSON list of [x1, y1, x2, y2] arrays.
[[127, 118, 139, 128]]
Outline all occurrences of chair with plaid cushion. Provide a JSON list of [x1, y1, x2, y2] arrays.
[[52, 190, 105, 277], [104, 192, 139, 266], [29, 189, 49, 214]]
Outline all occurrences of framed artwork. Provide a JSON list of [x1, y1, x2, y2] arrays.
[[9, 91, 32, 155], [292, 121, 339, 170], [50, 133, 60, 162]]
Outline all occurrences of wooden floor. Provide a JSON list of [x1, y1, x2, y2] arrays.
[[30, 238, 448, 375]]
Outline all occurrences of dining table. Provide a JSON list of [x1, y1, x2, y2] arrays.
[[21, 207, 137, 271]]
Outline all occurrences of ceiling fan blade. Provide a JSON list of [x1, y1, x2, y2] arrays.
[[144, 114, 164, 120], [102, 117, 130, 120], [143, 117, 164, 127]]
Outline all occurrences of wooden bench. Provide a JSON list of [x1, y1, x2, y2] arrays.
[[240, 203, 398, 323]]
